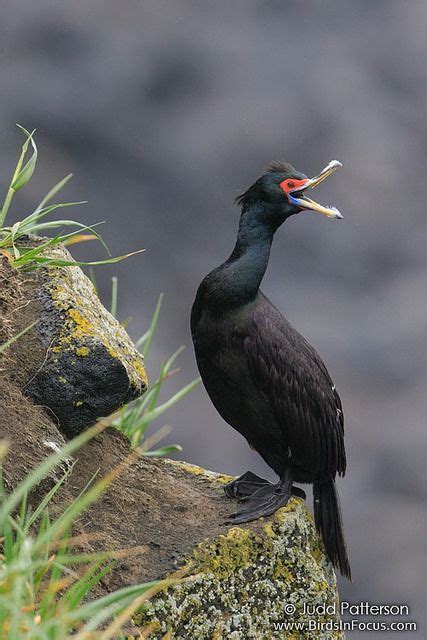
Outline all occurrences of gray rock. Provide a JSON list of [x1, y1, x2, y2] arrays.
[[24, 244, 147, 437], [136, 462, 343, 640]]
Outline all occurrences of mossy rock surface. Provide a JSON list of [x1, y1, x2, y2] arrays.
[[135, 470, 343, 639], [16, 243, 148, 437]]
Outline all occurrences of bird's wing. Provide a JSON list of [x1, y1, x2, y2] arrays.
[[241, 298, 346, 479]]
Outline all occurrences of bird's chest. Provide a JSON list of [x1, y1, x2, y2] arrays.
[[193, 311, 268, 420], [193, 311, 244, 383]]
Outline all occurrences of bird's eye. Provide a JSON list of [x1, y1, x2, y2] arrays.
[[287, 181, 295, 189]]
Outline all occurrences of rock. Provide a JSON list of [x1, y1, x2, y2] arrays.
[[0, 382, 71, 495], [140, 512, 342, 638], [135, 464, 343, 640], [4, 242, 147, 437], [1, 418, 343, 639], [1, 258, 71, 492]]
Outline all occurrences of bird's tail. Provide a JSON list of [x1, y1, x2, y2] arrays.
[[313, 478, 351, 580]]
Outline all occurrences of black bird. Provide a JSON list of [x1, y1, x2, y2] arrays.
[[191, 160, 351, 579]]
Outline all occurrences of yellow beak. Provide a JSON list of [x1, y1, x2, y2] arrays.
[[288, 160, 343, 219]]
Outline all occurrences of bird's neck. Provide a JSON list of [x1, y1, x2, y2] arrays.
[[216, 207, 275, 307]]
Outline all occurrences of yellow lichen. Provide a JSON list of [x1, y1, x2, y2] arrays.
[[272, 558, 294, 582], [135, 493, 342, 638], [213, 472, 234, 485], [274, 496, 303, 515], [75, 400, 84, 407], [167, 460, 233, 485], [173, 461, 206, 476], [44, 267, 148, 391], [68, 308, 97, 339], [133, 357, 148, 386], [263, 522, 275, 538], [193, 526, 259, 578], [58, 376, 67, 384], [76, 346, 90, 357]]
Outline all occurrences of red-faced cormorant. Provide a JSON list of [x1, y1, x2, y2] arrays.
[[191, 160, 351, 579]]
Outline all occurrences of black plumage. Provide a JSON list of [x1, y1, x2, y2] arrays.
[[191, 160, 351, 578]]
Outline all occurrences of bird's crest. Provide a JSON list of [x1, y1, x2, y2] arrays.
[[267, 160, 296, 174], [235, 161, 296, 207], [235, 189, 250, 207]]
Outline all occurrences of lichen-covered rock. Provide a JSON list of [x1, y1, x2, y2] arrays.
[[1, 258, 72, 492], [22, 244, 147, 437], [135, 493, 343, 639], [0, 369, 343, 640]]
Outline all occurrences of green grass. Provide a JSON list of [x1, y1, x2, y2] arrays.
[[0, 309, 194, 637], [0, 425, 173, 639], [106, 287, 201, 453], [0, 128, 200, 636], [0, 125, 200, 456], [0, 294, 193, 638], [0, 125, 143, 270], [0, 322, 38, 354]]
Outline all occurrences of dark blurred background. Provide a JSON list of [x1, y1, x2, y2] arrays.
[[1, 1, 426, 636]]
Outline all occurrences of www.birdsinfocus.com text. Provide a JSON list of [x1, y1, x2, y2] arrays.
[[273, 601, 417, 634]]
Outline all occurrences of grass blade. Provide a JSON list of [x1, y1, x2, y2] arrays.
[[0, 423, 104, 522], [25, 248, 145, 269], [29, 220, 109, 254], [70, 580, 162, 621], [20, 201, 87, 229], [35, 173, 73, 212], [11, 125, 38, 191], [141, 378, 201, 424], [0, 126, 33, 226], [140, 293, 163, 357], [110, 276, 118, 318], [143, 444, 183, 457], [62, 233, 98, 247], [11, 235, 60, 264], [0, 321, 37, 354]]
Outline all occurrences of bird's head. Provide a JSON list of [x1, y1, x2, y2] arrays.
[[236, 160, 343, 230]]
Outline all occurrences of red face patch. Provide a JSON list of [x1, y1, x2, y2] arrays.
[[279, 178, 309, 194]]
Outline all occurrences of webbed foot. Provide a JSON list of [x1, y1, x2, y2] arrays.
[[227, 473, 305, 524], [224, 471, 271, 499]]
